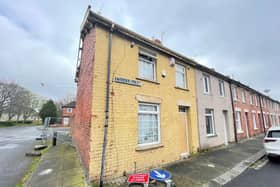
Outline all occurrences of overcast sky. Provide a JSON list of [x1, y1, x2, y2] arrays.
[[0, 0, 279, 101]]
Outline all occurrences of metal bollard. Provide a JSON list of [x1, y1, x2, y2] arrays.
[[52, 131, 57, 146]]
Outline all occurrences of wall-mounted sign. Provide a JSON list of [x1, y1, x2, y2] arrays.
[[113, 77, 141, 87]]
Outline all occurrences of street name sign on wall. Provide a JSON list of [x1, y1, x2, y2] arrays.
[[113, 77, 141, 87], [149, 169, 171, 181], [127, 173, 149, 184]]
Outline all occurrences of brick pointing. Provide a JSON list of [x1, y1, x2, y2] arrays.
[[72, 28, 96, 174]]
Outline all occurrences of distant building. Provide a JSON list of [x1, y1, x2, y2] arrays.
[[61, 101, 76, 126]]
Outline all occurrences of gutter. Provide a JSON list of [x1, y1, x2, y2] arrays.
[[99, 23, 114, 187]]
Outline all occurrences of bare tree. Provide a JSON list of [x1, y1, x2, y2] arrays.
[[0, 82, 18, 118]]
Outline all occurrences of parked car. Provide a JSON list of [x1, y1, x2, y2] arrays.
[[264, 126, 280, 160]]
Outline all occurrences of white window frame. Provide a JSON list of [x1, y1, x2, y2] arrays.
[[255, 96, 258, 106], [205, 109, 215, 136], [232, 87, 237, 101], [218, 80, 225, 97], [175, 63, 187, 88], [138, 103, 160, 146], [252, 112, 257, 130], [241, 90, 246, 103], [203, 74, 211, 94], [138, 49, 157, 81], [235, 110, 243, 133], [67, 108, 73, 113], [250, 95, 253, 105]]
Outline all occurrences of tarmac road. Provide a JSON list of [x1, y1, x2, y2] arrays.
[[0, 126, 41, 187], [224, 157, 280, 187]]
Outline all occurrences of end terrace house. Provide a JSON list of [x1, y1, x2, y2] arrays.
[[72, 8, 200, 181]]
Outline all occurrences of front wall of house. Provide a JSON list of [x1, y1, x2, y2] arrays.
[[233, 86, 264, 140], [89, 26, 199, 180], [195, 69, 235, 149]]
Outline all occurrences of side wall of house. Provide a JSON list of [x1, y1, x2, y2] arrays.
[[72, 28, 96, 174], [195, 69, 235, 149], [89, 26, 199, 181]]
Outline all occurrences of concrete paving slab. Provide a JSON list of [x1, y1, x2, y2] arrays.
[[165, 135, 264, 187], [26, 142, 86, 187]]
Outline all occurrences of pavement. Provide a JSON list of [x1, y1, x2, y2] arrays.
[[0, 126, 41, 187], [26, 142, 86, 187], [164, 135, 264, 187], [224, 157, 280, 187]]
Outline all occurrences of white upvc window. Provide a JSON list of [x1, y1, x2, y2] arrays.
[[255, 96, 258, 106], [236, 111, 243, 133], [138, 103, 160, 145], [250, 95, 253, 105], [241, 91, 246, 103], [67, 108, 73, 113], [203, 75, 211, 94], [175, 63, 187, 88], [218, 80, 225, 97], [205, 109, 215, 136], [232, 87, 237, 101], [252, 112, 257, 130], [138, 49, 156, 81]]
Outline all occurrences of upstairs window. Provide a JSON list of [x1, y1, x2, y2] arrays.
[[175, 63, 187, 88], [250, 95, 253, 105], [138, 49, 156, 81], [232, 87, 237, 101], [67, 108, 73, 113], [241, 91, 246, 103], [218, 80, 225, 97], [203, 75, 211, 94]]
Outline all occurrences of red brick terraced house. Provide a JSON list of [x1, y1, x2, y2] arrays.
[[230, 80, 280, 141], [62, 101, 76, 126]]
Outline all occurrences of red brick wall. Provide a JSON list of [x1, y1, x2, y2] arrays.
[[233, 87, 264, 141], [62, 107, 75, 117], [72, 28, 96, 173]]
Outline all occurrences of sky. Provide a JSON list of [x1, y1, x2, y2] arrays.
[[0, 0, 279, 101]]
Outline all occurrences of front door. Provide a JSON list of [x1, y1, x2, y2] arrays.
[[178, 106, 189, 156], [223, 110, 229, 145], [245, 112, 250, 138]]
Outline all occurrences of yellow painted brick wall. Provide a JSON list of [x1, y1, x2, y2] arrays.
[[89, 26, 199, 181]]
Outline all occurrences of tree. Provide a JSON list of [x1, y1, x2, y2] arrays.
[[0, 82, 18, 118], [39, 100, 58, 122]]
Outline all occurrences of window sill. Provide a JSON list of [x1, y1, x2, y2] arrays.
[[135, 143, 164, 151], [207, 134, 217, 138], [203, 92, 212, 96], [237, 130, 244, 134], [174, 86, 189, 91], [254, 128, 259, 130], [136, 77, 160, 85]]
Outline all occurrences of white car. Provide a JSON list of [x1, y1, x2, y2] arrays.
[[264, 126, 280, 160]]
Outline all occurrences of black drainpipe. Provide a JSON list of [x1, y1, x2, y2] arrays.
[[258, 94, 266, 135], [229, 81, 238, 143], [99, 24, 114, 187]]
